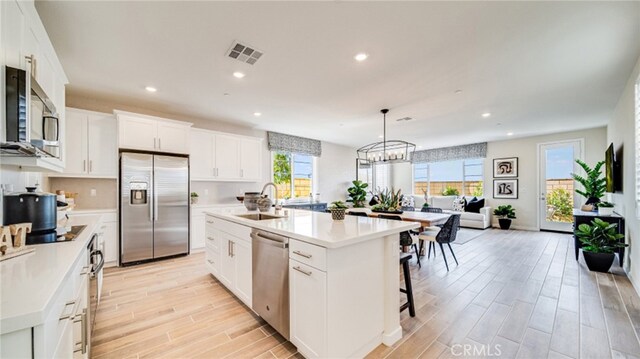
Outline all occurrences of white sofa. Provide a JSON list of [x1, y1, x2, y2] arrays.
[[411, 195, 492, 229]]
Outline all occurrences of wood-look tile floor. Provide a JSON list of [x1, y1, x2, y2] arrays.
[[93, 229, 640, 358]]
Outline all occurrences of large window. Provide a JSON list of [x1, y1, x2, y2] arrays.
[[273, 151, 314, 199], [413, 159, 484, 196]]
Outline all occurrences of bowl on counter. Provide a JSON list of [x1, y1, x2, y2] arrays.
[[243, 192, 261, 210], [236, 196, 245, 203]]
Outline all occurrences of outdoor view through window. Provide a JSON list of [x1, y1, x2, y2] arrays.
[[273, 151, 314, 199]]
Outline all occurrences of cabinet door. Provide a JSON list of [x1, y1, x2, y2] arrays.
[[218, 238, 234, 288], [157, 121, 190, 154], [1, 0, 26, 69], [233, 238, 252, 307], [87, 114, 117, 177], [290, 260, 327, 358], [189, 130, 214, 179], [205, 247, 219, 277], [101, 221, 118, 264], [240, 138, 262, 181], [118, 115, 157, 151], [191, 215, 205, 249], [214, 134, 240, 179], [64, 110, 88, 174]]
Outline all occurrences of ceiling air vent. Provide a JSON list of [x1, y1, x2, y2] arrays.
[[227, 41, 263, 65], [396, 117, 413, 122]]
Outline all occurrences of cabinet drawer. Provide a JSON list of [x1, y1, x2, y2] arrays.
[[205, 247, 219, 275], [290, 239, 326, 271], [207, 216, 251, 240]]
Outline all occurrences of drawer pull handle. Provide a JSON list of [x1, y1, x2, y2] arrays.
[[80, 266, 90, 276], [59, 301, 76, 320], [293, 266, 312, 276], [207, 236, 214, 240], [73, 309, 87, 354], [293, 250, 312, 259]]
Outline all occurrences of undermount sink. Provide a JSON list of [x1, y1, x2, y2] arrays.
[[235, 213, 284, 221]]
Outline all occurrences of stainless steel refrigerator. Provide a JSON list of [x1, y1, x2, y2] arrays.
[[120, 152, 189, 265]]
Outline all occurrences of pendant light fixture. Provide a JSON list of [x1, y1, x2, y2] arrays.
[[356, 109, 416, 165]]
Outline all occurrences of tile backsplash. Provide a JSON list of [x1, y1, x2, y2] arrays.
[[48, 178, 118, 209]]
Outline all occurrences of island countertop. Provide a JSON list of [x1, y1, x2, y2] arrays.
[[0, 214, 101, 334], [204, 207, 419, 249]]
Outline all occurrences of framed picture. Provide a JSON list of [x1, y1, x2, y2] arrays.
[[493, 157, 518, 178], [493, 179, 518, 199]]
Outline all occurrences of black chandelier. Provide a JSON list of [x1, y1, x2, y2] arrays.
[[356, 109, 416, 165]]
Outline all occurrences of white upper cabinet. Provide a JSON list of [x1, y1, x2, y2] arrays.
[[116, 111, 192, 154], [56, 108, 117, 178], [189, 128, 262, 182], [239, 138, 262, 181], [215, 134, 240, 179]]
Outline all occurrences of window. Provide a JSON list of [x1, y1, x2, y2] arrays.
[[413, 159, 484, 196], [272, 151, 315, 199], [635, 77, 640, 218], [373, 164, 390, 190]]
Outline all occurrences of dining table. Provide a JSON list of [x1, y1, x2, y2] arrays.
[[348, 209, 451, 228]]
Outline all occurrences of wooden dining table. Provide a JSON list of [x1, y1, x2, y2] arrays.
[[347, 209, 451, 228]]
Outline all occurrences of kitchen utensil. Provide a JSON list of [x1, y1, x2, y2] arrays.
[[3, 187, 56, 233]]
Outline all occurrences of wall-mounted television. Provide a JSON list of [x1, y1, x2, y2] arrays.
[[605, 143, 622, 193]]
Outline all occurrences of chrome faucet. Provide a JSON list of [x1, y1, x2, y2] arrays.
[[261, 182, 282, 210]]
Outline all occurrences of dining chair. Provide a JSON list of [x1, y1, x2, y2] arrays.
[[349, 211, 369, 217], [378, 214, 421, 268], [418, 214, 460, 271], [399, 252, 415, 317], [421, 207, 443, 213]]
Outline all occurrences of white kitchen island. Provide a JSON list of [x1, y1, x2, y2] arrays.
[[203, 207, 419, 359]]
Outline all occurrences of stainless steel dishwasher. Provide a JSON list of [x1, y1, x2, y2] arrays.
[[251, 229, 290, 339]]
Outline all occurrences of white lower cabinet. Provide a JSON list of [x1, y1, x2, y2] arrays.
[[205, 216, 252, 308], [68, 212, 118, 266], [289, 259, 327, 358]]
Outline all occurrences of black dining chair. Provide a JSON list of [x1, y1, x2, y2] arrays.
[[421, 207, 443, 213], [378, 214, 421, 268], [418, 214, 461, 271]]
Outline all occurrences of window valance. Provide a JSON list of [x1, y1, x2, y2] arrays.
[[267, 131, 322, 157], [412, 142, 487, 163]]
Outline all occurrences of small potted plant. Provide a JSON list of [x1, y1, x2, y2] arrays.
[[190, 192, 199, 205], [493, 205, 516, 230], [346, 180, 368, 208], [571, 159, 606, 209], [329, 201, 348, 220], [597, 201, 614, 216], [575, 218, 627, 272]]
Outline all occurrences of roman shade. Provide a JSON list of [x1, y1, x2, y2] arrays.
[[267, 131, 322, 157], [412, 142, 487, 163]]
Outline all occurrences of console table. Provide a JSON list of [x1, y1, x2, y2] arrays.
[[573, 209, 626, 266]]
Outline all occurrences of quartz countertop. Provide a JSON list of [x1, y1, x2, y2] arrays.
[[66, 208, 117, 214], [204, 207, 419, 249], [0, 214, 101, 334]]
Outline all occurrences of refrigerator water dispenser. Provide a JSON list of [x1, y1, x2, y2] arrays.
[[129, 182, 148, 205]]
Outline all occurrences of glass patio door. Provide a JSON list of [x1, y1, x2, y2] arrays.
[[539, 140, 582, 232]]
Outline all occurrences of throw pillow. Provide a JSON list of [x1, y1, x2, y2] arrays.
[[452, 197, 466, 212], [465, 198, 485, 213], [464, 197, 478, 212]]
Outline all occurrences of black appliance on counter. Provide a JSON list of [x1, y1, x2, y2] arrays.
[[3, 187, 59, 244]]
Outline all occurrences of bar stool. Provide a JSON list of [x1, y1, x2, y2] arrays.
[[399, 252, 416, 317]]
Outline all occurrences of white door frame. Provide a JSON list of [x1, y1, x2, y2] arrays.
[[536, 138, 584, 232]]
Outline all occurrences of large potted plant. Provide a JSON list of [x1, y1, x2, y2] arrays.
[[575, 218, 627, 272], [371, 188, 403, 213], [346, 180, 368, 208], [493, 205, 516, 230], [571, 159, 606, 208], [329, 201, 348, 220]]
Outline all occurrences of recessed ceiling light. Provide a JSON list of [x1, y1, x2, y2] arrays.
[[481, 112, 491, 118], [233, 72, 245, 79], [145, 86, 157, 92], [507, 132, 514, 136], [223, 93, 230, 96], [253, 112, 262, 117], [417, 145, 423, 149], [354, 53, 368, 62]]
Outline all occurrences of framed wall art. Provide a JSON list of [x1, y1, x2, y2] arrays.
[[493, 179, 518, 199], [493, 157, 518, 178]]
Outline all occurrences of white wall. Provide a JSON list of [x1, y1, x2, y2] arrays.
[[607, 55, 640, 292], [485, 127, 607, 230]]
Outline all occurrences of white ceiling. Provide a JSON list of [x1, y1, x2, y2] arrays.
[[36, 1, 640, 149]]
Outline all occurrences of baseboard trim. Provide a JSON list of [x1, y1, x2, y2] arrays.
[[382, 326, 403, 346]]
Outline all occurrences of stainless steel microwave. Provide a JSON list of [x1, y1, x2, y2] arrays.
[[5, 66, 60, 158]]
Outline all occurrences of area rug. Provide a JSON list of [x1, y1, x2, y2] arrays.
[[454, 228, 486, 244]]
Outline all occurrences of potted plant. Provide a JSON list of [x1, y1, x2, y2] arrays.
[[329, 201, 348, 220], [575, 218, 627, 272], [442, 186, 460, 196], [597, 201, 615, 216], [371, 188, 403, 213], [346, 180, 368, 208], [493, 205, 516, 230], [190, 192, 199, 205], [571, 159, 606, 208]]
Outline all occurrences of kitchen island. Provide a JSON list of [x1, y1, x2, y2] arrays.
[[203, 207, 419, 359]]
